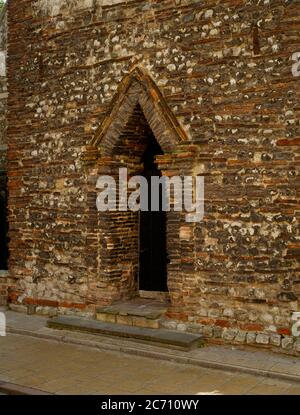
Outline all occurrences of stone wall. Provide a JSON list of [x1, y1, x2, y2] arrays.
[[6, 0, 300, 353], [0, 3, 6, 171], [0, 3, 8, 305]]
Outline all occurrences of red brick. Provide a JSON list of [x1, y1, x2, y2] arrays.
[[276, 138, 300, 146], [277, 327, 291, 336], [215, 319, 231, 328], [240, 323, 264, 332]]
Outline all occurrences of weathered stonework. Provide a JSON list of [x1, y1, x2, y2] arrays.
[[5, 0, 300, 354], [0, 3, 8, 306], [0, 3, 6, 171]]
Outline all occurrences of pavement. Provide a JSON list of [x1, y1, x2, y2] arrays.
[[0, 310, 299, 395]]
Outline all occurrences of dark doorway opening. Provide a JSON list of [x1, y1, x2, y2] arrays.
[[0, 172, 8, 270], [139, 136, 168, 292]]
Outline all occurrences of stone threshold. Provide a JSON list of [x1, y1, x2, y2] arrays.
[[96, 297, 169, 329]]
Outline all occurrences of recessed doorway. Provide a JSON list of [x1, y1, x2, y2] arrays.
[[139, 137, 168, 293]]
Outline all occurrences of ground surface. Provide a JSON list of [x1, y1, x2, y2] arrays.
[[0, 333, 300, 395]]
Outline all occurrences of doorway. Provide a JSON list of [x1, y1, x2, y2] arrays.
[[87, 67, 191, 306], [139, 137, 168, 293]]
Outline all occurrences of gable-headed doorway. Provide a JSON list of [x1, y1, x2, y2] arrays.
[[83, 66, 194, 310]]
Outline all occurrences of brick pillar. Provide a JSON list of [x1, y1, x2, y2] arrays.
[[0, 271, 8, 306]]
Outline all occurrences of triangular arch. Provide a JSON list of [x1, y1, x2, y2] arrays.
[[90, 66, 187, 156]]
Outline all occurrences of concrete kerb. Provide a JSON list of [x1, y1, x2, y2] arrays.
[[0, 380, 52, 395]]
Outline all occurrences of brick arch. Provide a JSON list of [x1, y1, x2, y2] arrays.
[[84, 66, 197, 310], [90, 66, 188, 156]]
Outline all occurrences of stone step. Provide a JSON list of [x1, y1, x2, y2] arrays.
[[96, 299, 169, 329], [47, 316, 204, 351], [96, 312, 161, 329]]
